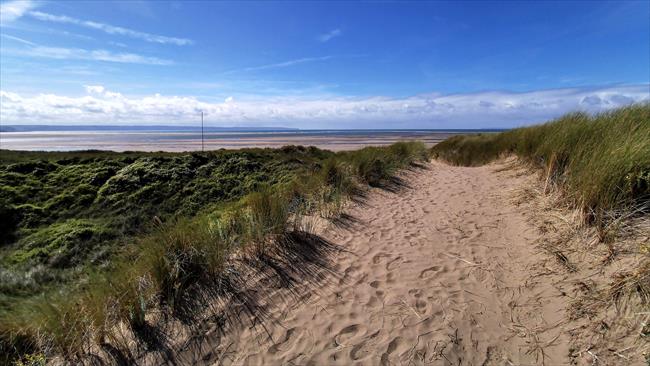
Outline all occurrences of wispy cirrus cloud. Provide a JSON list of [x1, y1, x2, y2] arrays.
[[24, 46, 172, 65], [1, 85, 647, 128], [0, 33, 37, 46], [27, 11, 193, 45], [318, 28, 342, 42], [2, 35, 173, 65], [224, 56, 335, 74], [0, 0, 38, 24]]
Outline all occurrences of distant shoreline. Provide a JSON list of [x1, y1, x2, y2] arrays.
[[0, 125, 507, 133], [0, 128, 502, 152], [0, 126, 501, 152], [0, 125, 299, 133]]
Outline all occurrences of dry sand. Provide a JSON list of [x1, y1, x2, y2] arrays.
[[161, 159, 576, 366], [149, 159, 646, 365]]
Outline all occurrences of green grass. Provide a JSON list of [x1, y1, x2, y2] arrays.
[[0, 141, 427, 363], [340, 141, 429, 187], [0, 147, 331, 302], [431, 103, 650, 219]]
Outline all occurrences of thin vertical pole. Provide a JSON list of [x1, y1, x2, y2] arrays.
[[201, 111, 204, 152]]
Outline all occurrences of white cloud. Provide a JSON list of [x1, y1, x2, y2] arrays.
[[26, 10, 193, 45], [84, 85, 105, 94], [225, 56, 335, 74], [4, 44, 173, 65], [0, 33, 37, 46], [318, 28, 342, 42], [0, 0, 37, 24], [1, 85, 648, 128]]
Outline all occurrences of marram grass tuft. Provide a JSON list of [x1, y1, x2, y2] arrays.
[[431, 103, 650, 219]]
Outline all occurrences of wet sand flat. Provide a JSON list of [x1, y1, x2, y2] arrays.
[[0, 131, 464, 151]]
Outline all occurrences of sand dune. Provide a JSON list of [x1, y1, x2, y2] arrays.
[[159, 159, 582, 366]]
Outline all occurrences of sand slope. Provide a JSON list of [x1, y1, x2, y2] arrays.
[[181, 160, 575, 365]]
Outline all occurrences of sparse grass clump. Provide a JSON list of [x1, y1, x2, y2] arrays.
[[342, 141, 427, 187], [431, 103, 650, 218]]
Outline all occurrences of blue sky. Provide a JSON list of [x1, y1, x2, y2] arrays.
[[1, 0, 649, 128]]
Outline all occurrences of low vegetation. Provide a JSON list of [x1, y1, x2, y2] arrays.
[[0, 141, 427, 363], [431, 103, 650, 220], [432, 103, 650, 362]]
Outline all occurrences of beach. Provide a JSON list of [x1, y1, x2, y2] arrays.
[[147, 156, 646, 365], [0, 130, 468, 152], [2, 107, 647, 365], [151, 159, 569, 365]]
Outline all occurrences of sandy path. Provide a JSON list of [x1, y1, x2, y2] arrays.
[[191, 160, 571, 365]]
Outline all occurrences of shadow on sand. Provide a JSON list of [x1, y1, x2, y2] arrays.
[[85, 164, 427, 365], [87, 232, 343, 365]]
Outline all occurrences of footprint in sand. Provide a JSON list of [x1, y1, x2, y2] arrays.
[[344, 265, 360, 276], [380, 336, 408, 365], [372, 252, 390, 264], [268, 327, 305, 355], [354, 273, 368, 285], [350, 330, 380, 361], [242, 353, 264, 365], [408, 288, 421, 298], [415, 299, 428, 315], [419, 265, 441, 279], [386, 271, 397, 284], [366, 295, 381, 308], [386, 256, 403, 271], [333, 324, 366, 347]]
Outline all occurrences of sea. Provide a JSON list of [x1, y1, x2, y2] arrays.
[[0, 126, 502, 152]]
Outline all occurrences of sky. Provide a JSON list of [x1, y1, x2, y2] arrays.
[[0, 0, 649, 129]]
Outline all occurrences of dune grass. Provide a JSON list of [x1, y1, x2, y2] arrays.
[[0, 147, 332, 304], [431, 103, 650, 220], [432, 104, 650, 344], [1, 141, 427, 363]]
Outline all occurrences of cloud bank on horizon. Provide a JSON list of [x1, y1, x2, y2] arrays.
[[1, 84, 647, 129], [1, 0, 649, 128]]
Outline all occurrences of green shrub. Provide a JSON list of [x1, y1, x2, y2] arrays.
[[0, 200, 19, 246], [9, 219, 115, 267]]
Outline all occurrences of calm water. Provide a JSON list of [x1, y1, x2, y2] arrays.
[[0, 129, 493, 152]]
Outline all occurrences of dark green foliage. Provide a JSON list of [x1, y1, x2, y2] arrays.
[[0, 142, 428, 363], [0, 148, 330, 300], [8, 219, 114, 267], [431, 103, 650, 215], [0, 200, 19, 246]]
